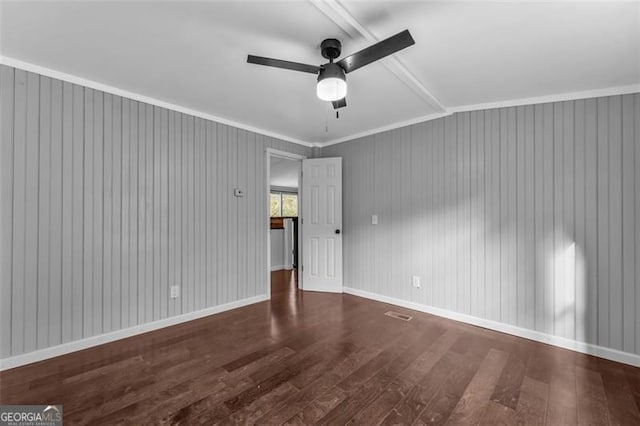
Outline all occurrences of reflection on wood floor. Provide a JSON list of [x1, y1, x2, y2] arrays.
[[1, 269, 639, 424]]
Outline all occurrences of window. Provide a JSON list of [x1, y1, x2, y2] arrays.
[[270, 191, 298, 217], [270, 193, 281, 217], [282, 194, 298, 217]]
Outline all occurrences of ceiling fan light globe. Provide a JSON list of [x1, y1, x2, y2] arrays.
[[317, 78, 347, 102]]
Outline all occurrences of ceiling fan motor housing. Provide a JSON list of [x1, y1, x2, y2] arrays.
[[317, 62, 346, 85], [321, 38, 342, 60]]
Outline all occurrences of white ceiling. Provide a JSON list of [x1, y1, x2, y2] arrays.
[[1, 1, 638, 146], [270, 157, 300, 190]]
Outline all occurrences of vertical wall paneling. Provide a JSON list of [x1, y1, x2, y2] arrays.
[[209, 121, 217, 305], [180, 113, 188, 315], [102, 93, 113, 334], [168, 110, 176, 318], [0, 65, 311, 359], [256, 134, 265, 297], [409, 124, 423, 305], [238, 130, 248, 301], [633, 94, 640, 353], [478, 113, 487, 319], [584, 100, 597, 345], [93, 91, 104, 335], [83, 86, 93, 335], [121, 98, 130, 329], [192, 118, 201, 311], [490, 110, 501, 322], [321, 94, 640, 357], [229, 127, 238, 303], [563, 101, 576, 340], [515, 106, 525, 328], [597, 98, 610, 347], [61, 81, 74, 343], [71, 84, 84, 342], [523, 106, 535, 331], [552, 102, 563, 338], [136, 102, 146, 323], [128, 100, 138, 327], [499, 108, 509, 324], [608, 97, 623, 351], [198, 119, 207, 308], [635, 94, 640, 355], [112, 95, 123, 332], [216, 123, 225, 306], [200, 118, 207, 307], [247, 131, 256, 299], [151, 106, 161, 321], [542, 103, 554, 335], [175, 110, 183, 317], [506, 107, 517, 325], [160, 109, 169, 319], [460, 113, 471, 315], [37, 76, 51, 349], [533, 105, 544, 333], [24, 72, 40, 353], [0, 66, 15, 358], [400, 126, 412, 305], [621, 94, 635, 354], [12, 69, 27, 354], [390, 129, 402, 301], [49, 80, 62, 346], [574, 100, 586, 343], [48, 79, 61, 345]]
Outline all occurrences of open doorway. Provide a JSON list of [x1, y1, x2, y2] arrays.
[[266, 149, 304, 300]]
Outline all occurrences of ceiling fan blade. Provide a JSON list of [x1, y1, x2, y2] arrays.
[[247, 55, 320, 74], [337, 30, 415, 74], [332, 97, 347, 110]]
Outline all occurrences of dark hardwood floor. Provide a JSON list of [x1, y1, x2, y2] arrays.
[[2, 270, 640, 425]]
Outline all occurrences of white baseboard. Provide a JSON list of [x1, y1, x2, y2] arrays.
[[271, 265, 285, 271], [0, 294, 269, 371], [343, 287, 640, 367]]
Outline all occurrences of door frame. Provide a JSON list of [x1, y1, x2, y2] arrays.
[[266, 148, 306, 298]]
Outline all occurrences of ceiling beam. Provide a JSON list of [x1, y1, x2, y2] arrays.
[[309, 0, 447, 113]]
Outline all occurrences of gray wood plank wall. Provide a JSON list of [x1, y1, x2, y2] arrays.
[[0, 65, 310, 358], [322, 94, 640, 355]]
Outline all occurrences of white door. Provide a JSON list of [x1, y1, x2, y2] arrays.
[[301, 157, 342, 293]]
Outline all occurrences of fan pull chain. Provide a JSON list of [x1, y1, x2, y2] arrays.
[[325, 103, 330, 133]]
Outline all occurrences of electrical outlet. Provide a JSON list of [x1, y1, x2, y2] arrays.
[[170, 285, 180, 299], [412, 276, 421, 289]]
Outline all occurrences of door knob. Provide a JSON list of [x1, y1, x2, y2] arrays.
[[335, 229, 341, 234]]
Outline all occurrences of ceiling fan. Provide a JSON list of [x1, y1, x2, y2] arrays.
[[247, 30, 415, 110]]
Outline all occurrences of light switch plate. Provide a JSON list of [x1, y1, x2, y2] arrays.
[[412, 276, 421, 288], [372, 215, 378, 225]]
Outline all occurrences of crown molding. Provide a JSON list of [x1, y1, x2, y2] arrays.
[[0, 55, 315, 148], [318, 111, 452, 147], [2, 56, 638, 150], [308, 0, 446, 113], [447, 84, 640, 114], [315, 84, 640, 147]]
